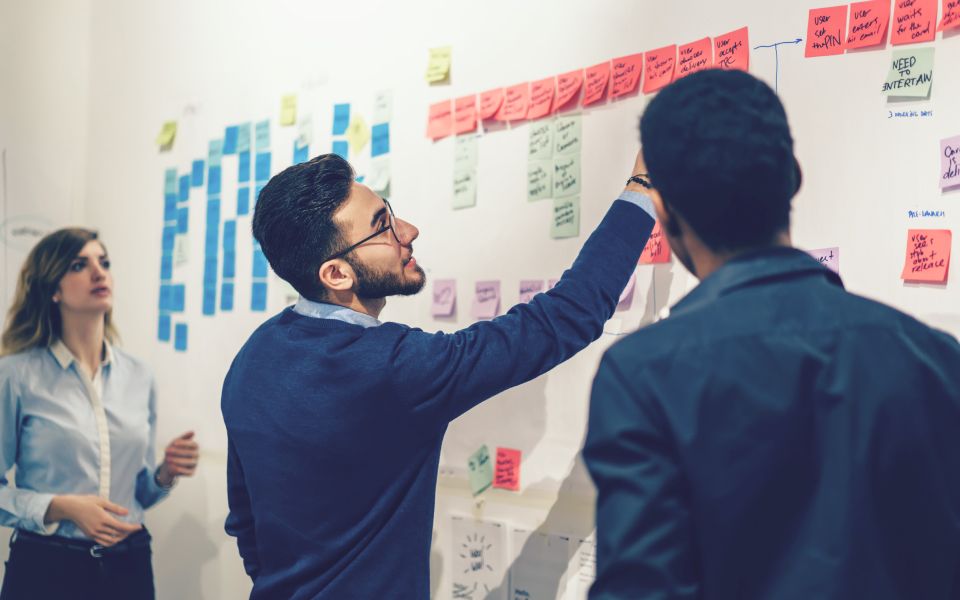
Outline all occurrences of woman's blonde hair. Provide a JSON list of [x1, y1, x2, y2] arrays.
[[2, 227, 118, 356]]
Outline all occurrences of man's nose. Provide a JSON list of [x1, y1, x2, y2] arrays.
[[395, 218, 419, 245]]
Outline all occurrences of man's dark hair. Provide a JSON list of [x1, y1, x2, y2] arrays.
[[252, 154, 354, 301], [640, 68, 799, 252]]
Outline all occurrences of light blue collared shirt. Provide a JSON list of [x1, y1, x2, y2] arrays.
[[0, 342, 168, 539], [293, 297, 382, 328], [619, 189, 657, 219]]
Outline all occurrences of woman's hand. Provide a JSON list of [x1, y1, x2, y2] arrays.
[[156, 430, 199, 487], [45, 495, 142, 546]]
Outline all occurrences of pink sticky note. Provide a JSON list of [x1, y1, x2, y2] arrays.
[[556, 69, 584, 111], [940, 0, 960, 31], [617, 273, 636, 311], [806, 6, 848, 57], [426, 100, 453, 141], [941, 135, 960, 189], [643, 46, 677, 94], [677, 38, 713, 78], [492, 447, 521, 491], [472, 280, 501, 318], [496, 83, 529, 122], [479, 88, 504, 121], [527, 77, 555, 120], [893, 0, 937, 44], [714, 27, 750, 70], [808, 247, 840, 273], [583, 61, 611, 106], [431, 279, 456, 317], [846, 0, 891, 48], [902, 229, 951, 282], [453, 96, 477, 135], [639, 222, 672, 264], [518, 280, 544, 304], [611, 53, 644, 98]]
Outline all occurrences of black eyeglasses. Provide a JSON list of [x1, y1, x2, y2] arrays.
[[322, 198, 400, 263]]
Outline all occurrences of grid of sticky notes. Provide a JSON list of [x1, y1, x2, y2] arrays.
[[527, 115, 583, 239]]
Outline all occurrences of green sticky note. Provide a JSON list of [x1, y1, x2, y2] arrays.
[[453, 168, 477, 210], [280, 94, 297, 126], [467, 445, 493, 495], [553, 154, 580, 198], [454, 135, 479, 171], [255, 119, 270, 150], [554, 115, 582, 155], [156, 121, 177, 148], [164, 168, 178, 194], [208, 139, 224, 167], [527, 160, 552, 201], [883, 47, 934, 98], [236, 123, 252, 153], [529, 122, 553, 160], [551, 196, 580, 239]]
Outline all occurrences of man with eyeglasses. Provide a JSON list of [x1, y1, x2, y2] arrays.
[[221, 152, 656, 599]]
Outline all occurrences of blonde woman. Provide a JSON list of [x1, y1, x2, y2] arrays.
[[0, 228, 198, 600]]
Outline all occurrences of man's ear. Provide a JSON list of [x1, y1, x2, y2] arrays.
[[650, 190, 681, 237], [317, 260, 356, 294]]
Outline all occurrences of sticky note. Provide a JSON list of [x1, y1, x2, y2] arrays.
[[425, 46, 452, 84], [479, 88, 504, 120], [940, 0, 960, 31], [332, 104, 350, 135], [202, 284, 216, 316], [208, 139, 224, 168], [556, 69, 584, 111], [677, 38, 713, 78], [883, 47, 934, 97], [223, 125, 239, 154], [493, 447, 521, 491], [639, 221, 671, 264], [454, 135, 478, 171], [279, 94, 297, 126], [164, 169, 178, 194], [178, 175, 190, 202], [892, 0, 937, 44], [431, 279, 456, 317], [472, 281, 501, 319], [529, 122, 553, 160], [157, 314, 171, 342], [644, 47, 676, 94], [617, 272, 636, 311], [551, 196, 580, 239], [368, 156, 391, 195], [255, 152, 271, 182], [208, 166, 222, 195], [527, 160, 552, 202], [806, 6, 848, 57], [518, 280, 544, 303], [177, 207, 189, 234], [452, 95, 477, 135], [171, 284, 186, 312], [527, 77, 555, 120], [714, 27, 750, 70], [846, 0, 891, 48], [297, 114, 313, 146], [902, 229, 951, 282], [941, 135, 960, 189], [191, 160, 205, 187], [346, 115, 370, 154], [371, 123, 390, 157], [236, 123, 252, 153], [554, 115, 582, 155], [583, 61, 611, 106], [293, 141, 309, 165], [238, 151, 251, 182], [332, 140, 348, 159], [426, 100, 453, 140], [220, 282, 234, 312], [611, 53, 644, 98], [156, 121, 177, 149], [553, 154, 580, 198], [467, 445, 494, 496], [251, 281, 268, 311], [497, 83, 529, 121], [808, 247, 840, 273], [373, 91, 393, 123], [452, 169, 477, 210], [255, 119, 270, 150], [174, 323, 188, 352]]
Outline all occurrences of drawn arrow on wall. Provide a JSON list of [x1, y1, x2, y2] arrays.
[[753, 38, 804, 93]]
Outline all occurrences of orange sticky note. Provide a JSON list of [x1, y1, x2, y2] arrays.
[[556, 69, 584, 111], [677, 38, 713, 78], [714, 27, 750, 70], [611, 53, 644, 98], [426, 100, 453, 141], [901, 229, 951, 283], [497, 83, 529, 121], [893, 0, 937, 44], [846, 0, 891, 48], [583, 61, 611, 106], [940, 0, 960, 31], [643, 46, 677, 94], [527, 77, 555, 120], [639, 221, 671, 264], [492, 447, 521, 491], [453, 95, 477, 135], [806, 6, 848, 57]]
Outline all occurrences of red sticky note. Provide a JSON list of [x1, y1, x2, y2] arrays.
[[426, 100, 452, 141], [583, 61, 611, 106], [677, 37, 713, 78], [893, 0, 937, 44], [806, 6, 848, 57], [479, 88, 504, 121], [527, 77, 555, 120], [556, 69, 584, 111], [901, 229, 951, 283], [714, 27, 750, 70], [639, 221, 672, 264], [643, 46, 677, 94], [611, 53, 644, 98], [453, 95, 477, 135], [940, 0, 960, 31], [496, 83, 529, 121], [493, 447, 521, 491], [846, 0, 891, 48]]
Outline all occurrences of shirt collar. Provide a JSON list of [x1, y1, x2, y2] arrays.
[[292, 296, 382, 328], [670, 246, 844, 319], [50, 339, 114, 370]]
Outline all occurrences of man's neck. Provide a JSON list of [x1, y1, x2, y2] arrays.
[[322, 293, 386, 319], [692, 232, 793, 281]]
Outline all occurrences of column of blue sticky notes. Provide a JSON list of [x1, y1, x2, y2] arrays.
[[332, 103, 350, 159], [158, 169, 177, 342], [202, 140, 223, 316], [235, 123, 252, 216], [221, 219, 236, 311], [251, 120, 271, 311]]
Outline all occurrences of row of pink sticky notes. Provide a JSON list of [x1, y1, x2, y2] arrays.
[[433, 279, 560, 318], [902, 229, 952, 283], [426, 27, 749, 141]]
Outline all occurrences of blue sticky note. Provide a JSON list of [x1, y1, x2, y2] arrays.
[[164, 169, 177, 194], [237, 186, 250, 216], [220, 282, 235, 312], [172, 284, 186, 312], [237, 123, 252, 153], [162, 225, 176, 254], [164, 194, 178, 222], [293, 142, 309, 165], [355, 175, 365, 183], [158, 313, 171, 342], [255, 120, 270, 150], [333, 104, 350, 135], [202, 285, 216, 316], [160, 254, 173, 280], [208, 139, 224, 167], [158, 284, 172, 310], [223, 220, 236, 248], [251, 281, 268, 311], [206, 199, 221, 226], [222, 251, 236, 279], [371, 123, 390, 157], [238, 151, 251, 182], [255, 184, 266, 207], [223, 125, 239, 154], [332, 141, 348, 159], [255, 152, 271, 182], [177, 207, 189, 234], [252, 248, 269, 278], [178, 175, 190, 202], [208, 166, 222, 195], [191, 160, 205, 187], [174, 323, 188, 351]]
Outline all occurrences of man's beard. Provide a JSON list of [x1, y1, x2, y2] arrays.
[[345, 254, 426, 299]]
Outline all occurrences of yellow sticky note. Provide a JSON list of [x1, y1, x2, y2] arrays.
[[425, 46, 452, 84], [155, 121, 177, 149], [280, 94, 297, 126], [346, 116, 370, 155]]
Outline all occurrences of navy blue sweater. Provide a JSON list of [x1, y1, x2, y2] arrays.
[[221, 199, 654, 599]]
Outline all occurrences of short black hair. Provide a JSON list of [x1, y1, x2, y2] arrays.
[[640, 68, 799, 252], [252, 154, 354, 301]]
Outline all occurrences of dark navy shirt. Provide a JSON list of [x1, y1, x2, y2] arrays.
[[585, 247, 960, 600]]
